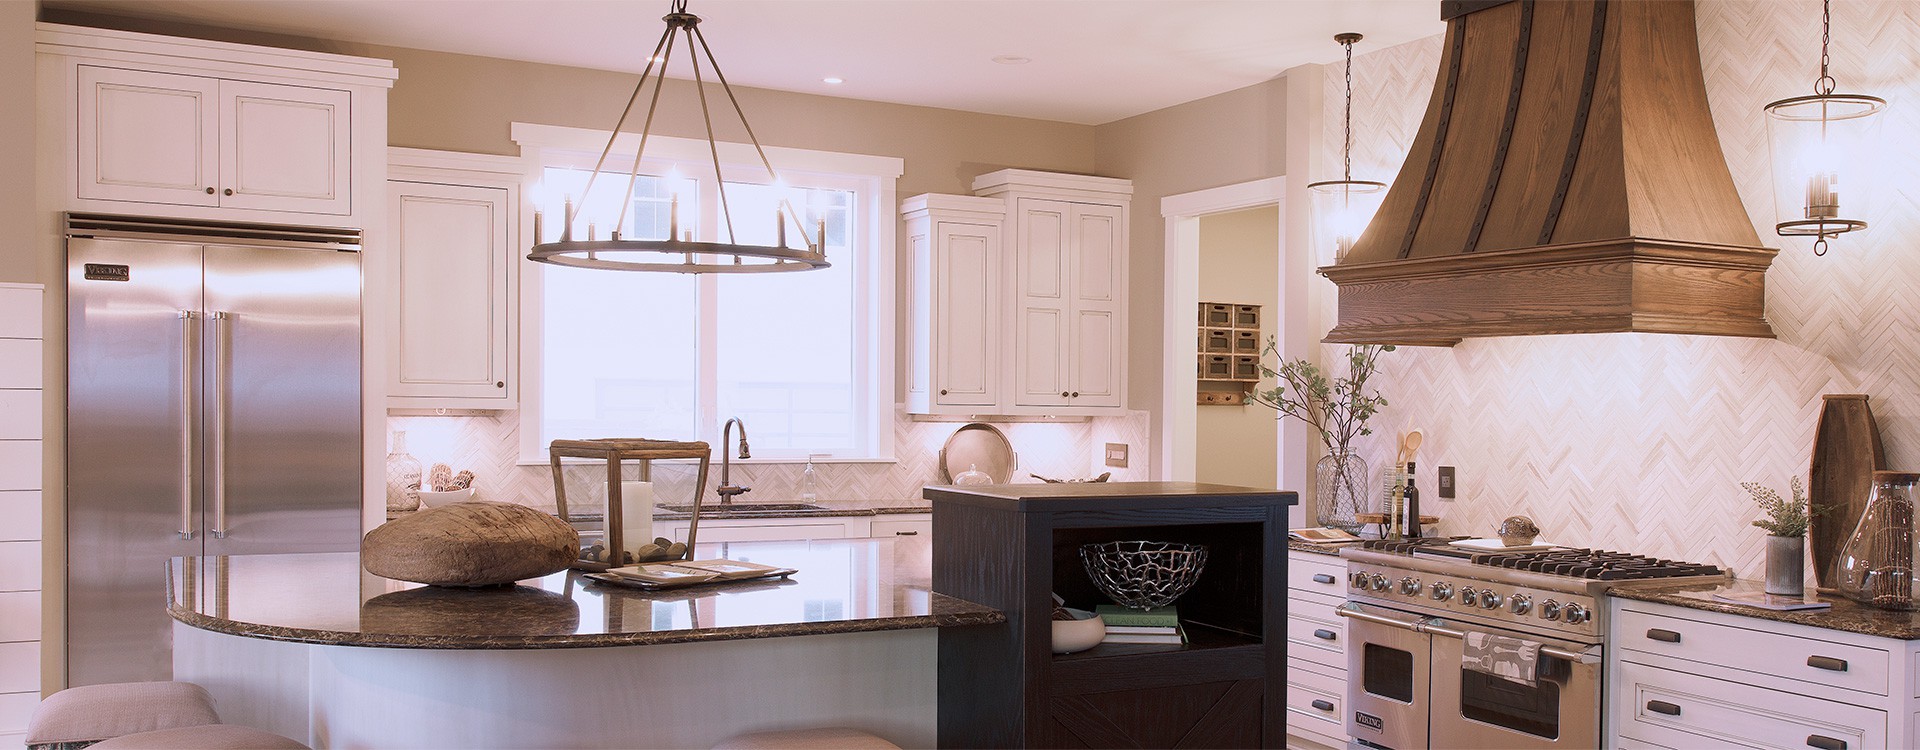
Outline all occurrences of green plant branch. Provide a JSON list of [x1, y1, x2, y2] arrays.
[[1249, 341, 1393, 454]]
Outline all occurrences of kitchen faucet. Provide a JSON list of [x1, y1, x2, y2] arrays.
[[717, 418, 751, 507]]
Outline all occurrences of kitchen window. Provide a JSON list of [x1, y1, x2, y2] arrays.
[[512, 124, 902, 462]]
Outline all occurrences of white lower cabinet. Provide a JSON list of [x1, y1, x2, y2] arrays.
[[659, 513, 932, 544], [1608, 597, 1918, 750], [1287, 549, 1350, 748]]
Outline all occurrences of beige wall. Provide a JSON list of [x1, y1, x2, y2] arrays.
[[1091, 77, 1287, 450], [1195, 206, 1279, 489], [1, 1, 34, 284]]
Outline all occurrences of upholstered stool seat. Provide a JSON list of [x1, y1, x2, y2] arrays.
[[25, 682, 221, 750], [711, 727, 901, 750], [88, 724, 308, 749]]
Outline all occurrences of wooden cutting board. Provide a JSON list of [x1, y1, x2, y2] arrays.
[[1810, 394, 1887, 592]]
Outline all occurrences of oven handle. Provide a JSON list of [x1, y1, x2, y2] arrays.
[[1336, 603, 1601, 665]]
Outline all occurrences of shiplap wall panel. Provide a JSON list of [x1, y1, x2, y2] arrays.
[[0, 643, 36, 694], [0, 544, 38, 593], [0, 594, 36, 644], [0, 285, 41, 734], [1317, 0, 1920, 581], [0, 394, 38, 442], [0, 341, 37, 390], [0, 493, 36, 543]]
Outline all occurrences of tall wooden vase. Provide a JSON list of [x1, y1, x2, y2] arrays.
[[1810, 394, 1888, 592]]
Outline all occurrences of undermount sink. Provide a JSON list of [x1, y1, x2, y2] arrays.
[[656, 503, 827, 515]]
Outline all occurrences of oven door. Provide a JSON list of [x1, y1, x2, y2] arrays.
[[1338, 602, 1431, 750], [1427, 617, 1602, 749]]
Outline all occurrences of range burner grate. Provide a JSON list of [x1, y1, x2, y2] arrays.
[[1357, 536, 1467, 555], [1474, 548, 1722, 580]]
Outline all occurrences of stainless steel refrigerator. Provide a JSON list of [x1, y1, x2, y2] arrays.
[[65, 214, 363, 685]]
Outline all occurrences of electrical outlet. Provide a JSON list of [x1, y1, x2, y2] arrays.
[[1438, 466, 1456, 499], [1104, 443, 1129, 468]]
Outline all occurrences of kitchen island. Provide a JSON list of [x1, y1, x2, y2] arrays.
[[167, 536, 999, 749]]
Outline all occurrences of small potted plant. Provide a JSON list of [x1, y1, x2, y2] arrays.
[[1251, 342, 1392, 531], [1742, 477, 1816, 596]]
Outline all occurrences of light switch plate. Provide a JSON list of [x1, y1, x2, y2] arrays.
[[1438, 466, 1456, 499], [1104, 443, 1128, 468]]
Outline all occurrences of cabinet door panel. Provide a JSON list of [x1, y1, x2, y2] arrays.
[[1016, 307, 1068, 407], [1072, 205, 1119, 302], [1071, 309, 1119, 407], [389, 181, 512, 401], [1068, 204, 1124, 408], [933, 222, 997, 407], [220, 80, 352, 215], [1019, 201, 1066, 301], [1014, 199, 1071, 408], [76, 66, 219, 206]]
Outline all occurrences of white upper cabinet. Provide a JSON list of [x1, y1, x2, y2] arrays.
[[904, 169, 1131, 417], [903, 195, 1003, 415], [43, 23, 394, 222], [387, 149, 522, 409]]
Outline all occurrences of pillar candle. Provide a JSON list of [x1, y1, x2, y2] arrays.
[[619, 481, 655, 559]]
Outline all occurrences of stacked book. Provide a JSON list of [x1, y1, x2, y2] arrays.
[[1096, 604, 1186, 645]]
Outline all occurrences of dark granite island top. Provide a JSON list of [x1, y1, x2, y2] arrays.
[[166, 536, 1001, 649], [1611, 578, 1920, 640]]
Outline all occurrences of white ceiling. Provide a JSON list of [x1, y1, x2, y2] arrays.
[[44, 0, 1444, 125]]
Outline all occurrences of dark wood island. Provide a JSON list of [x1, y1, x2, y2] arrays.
[[928, 482, 1296, 748]]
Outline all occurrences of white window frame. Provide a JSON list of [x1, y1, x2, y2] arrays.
[[510, 122, 902, 464]]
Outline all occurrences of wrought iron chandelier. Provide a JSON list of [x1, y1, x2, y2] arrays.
[[1308, 33, 1386, 266], [1763, 0, 1884, 257], [526, 0, 829, 273]]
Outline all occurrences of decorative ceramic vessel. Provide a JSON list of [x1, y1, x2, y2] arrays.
[[1765, 535, 1806, 597], [1050, 608, 1105, 654], [1497, 516, 1540, 547], [1316, 450, 1368, 532], [385, 430, 422, 512]]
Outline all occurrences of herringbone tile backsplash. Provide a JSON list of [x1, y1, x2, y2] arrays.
[[1321, 0, 1920, 580], [389, 409, 1151, 517]]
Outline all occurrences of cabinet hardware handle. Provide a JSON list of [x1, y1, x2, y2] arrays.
[[1807, 655, 1849, 672], [1313, 629, 1336, 641], [1312, 573, 1336, 584], [1645, 700, 1681, 716], [1645, 628, 1681, 643], [895, 531, 918, 536], [223, 188, 234, 196], [1311, 699, 1334, 712], [205, 186, 216, 194], [1061, 391, 1070, 397], [1071, 391, 1079, 397], [496, 381, 505, 388], [1807, 736, 1847, 750], [939, 389, 948, 395]]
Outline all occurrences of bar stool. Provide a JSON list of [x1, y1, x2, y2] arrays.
[[25, 682, 220, 750], [88, 724, 308, 749], [711, 727, 902, 750]]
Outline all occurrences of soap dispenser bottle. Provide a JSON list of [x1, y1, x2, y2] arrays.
[[800, 453, 823, 503]]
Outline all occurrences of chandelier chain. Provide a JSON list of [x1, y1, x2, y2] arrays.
[[1343, 37, 1355, 182], [1816, 0, 1836, 95]]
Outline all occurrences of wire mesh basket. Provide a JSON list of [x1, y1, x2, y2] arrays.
[[1079, 541, 1209, 610]]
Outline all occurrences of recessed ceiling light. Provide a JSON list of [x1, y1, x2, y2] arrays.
[[823, 77, 844, 84], [992, 55, 1031, 65]]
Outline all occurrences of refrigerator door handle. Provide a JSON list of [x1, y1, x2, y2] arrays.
[[178, 310, 199, 540], [209, 310, 229, 539]]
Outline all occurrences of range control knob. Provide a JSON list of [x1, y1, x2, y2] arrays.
[[1370, 574, 1391, 592], [1509, 594, 1533, 615], [1351, 570, 1371, 589], [1479, 590, 1504, 609], [1539, 599, 1562, 621], [1459, 586, 1478, 604], [1563, 603, 1590, 624], [1400, 577, 1422, 596], [1430, 582, 1453, 601]]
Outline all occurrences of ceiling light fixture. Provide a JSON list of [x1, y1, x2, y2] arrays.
[[527, 0, 828, 274], [1763, 0, 1884, 257], [992, 55, 1031, 65], [823, 76, 844, 84], [1309, 33, 1386, 268]]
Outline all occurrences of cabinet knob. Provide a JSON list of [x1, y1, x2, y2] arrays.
[[1061, 391, 1070, 398], [205, 187, 216, 194], [939, 389, 948, 395], [1071, 391, 1080, 397], [223, 188, 234, 196], [495, 381, 505, 388]]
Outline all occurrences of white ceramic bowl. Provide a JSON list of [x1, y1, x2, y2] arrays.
[[417, 488, 476, 508], [1050, 608, 1105, 654]]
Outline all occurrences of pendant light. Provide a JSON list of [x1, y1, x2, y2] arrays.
[[1309, 33, 1387, 267], [527, 0, 829, 273], [1763, 0, 1885, 257]]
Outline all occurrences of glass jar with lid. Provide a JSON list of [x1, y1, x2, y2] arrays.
[[1834, 471, 1919, 610]]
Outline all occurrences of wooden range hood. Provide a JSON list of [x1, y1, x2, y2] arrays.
[[1321, 0, 1776, 346]]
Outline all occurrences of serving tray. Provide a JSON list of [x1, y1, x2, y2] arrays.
[[583, 567, 797, 591]]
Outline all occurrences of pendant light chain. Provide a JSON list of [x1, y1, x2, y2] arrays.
[[1816, 0, 1835, 95], [1342, 36, 1356, 182]]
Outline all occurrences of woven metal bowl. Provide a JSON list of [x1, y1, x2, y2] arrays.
[[1079, 541, 1209, 610]]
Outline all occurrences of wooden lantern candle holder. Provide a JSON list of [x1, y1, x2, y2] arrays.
[[547, 438, 712, 570]]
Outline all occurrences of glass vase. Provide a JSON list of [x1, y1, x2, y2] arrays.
[[385, 430, 423, 512], [1835, 471, 1919, 610], [1316, 450, 1368, 532]]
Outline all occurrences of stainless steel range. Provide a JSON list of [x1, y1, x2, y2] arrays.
[[1335, 538, 1728, 749]]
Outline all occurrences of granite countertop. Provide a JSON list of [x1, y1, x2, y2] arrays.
[[648, 503, 932, 522], [926, 481, 1296, 512], [1610, 578, 1920, 640], [1287, 539, 1349, 557], [166, 536, 1000, 650]]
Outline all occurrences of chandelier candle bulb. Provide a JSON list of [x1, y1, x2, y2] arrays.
[[562, 195, 575, 241], [776, 209, 785, 247], [817, 218, 827, 251], [669, 193, 680, 240], [532, 211, 543, 244]]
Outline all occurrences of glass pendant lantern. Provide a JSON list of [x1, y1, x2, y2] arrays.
[[1763, 0, 1885, 257], [1309, 33, 1387, 267]]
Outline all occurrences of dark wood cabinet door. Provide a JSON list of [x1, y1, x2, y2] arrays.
[[1046, 678, 1263, 749]]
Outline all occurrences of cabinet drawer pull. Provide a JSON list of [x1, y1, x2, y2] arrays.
[[1311, 699, 1335, 712], [1313, 628, 1337, 641], [1807, 655, 1849, 672], [205, 186, 216, 194], [1645, 700, 1681, 716], [894, 530, 919, 536], [1645, 628, 1681, 643], [1807, 736, 1847, 750], [1312, 573, 1336, 584]]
